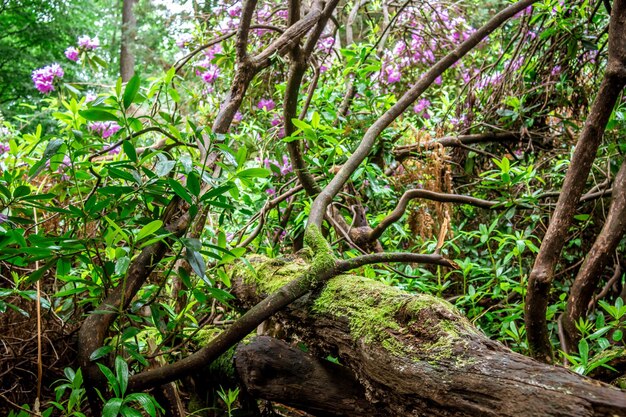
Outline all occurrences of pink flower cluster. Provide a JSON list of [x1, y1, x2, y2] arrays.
[[32, 63, 64, 94], [257, 98, 275, 111], [260, 154, 292, 177], [65, 47, 79, 62], [78, 35, 100, 50], [176, 33, 194, 48], [64, 35, 99, 63], [413, 98, 431, 119], [88, 121, 121, 138]]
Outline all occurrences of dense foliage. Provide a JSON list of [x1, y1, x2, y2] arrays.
[[1, 0, 625, 415]]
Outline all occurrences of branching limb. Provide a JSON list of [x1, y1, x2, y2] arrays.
[[308, 0, 541, 229], [525, 0, 626, 363], [335, 252, 458, 273], [562, 159, 626, 345], [392, 132, 520, 162], [79, 198, 191, 413]]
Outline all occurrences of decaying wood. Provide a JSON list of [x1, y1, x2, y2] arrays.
[[231, 256, 626, 417], [235, 336, 377, 416]]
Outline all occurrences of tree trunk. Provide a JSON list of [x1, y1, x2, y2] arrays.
[[563, 159, 626, 344], [525, 0, 626, 363], [120, 0, 137, 81], [230, 256, 626, 417]]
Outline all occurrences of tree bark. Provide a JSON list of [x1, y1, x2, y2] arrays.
[[235, 336, 378, 416], [120, 0, 137, 81], [525, 0, 626, 363], [563, 159, 626, 344], [230, 256, 626, 417]]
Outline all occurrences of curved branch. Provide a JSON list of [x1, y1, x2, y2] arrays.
[[308, 0, 541, 229], [368, 189, 500, 242], [335, 252, 458, 273], [392, 132, 520, 161]]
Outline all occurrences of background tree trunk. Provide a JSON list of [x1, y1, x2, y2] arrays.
[[230, 256, 626, 417], [120, 0, 137, 81]]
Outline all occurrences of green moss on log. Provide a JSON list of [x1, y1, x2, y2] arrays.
[[312, 274, 473, 362]]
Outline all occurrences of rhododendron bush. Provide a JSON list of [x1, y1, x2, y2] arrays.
[[2, 0, 626, 416]]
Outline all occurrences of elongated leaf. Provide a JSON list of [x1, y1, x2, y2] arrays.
[[115, 356, 128, 397], [136, 220, 163, 241], [102, 398, 122, 417], [237, 168, 270, 179], [80, 109, 119, 122], [123, 75, 141, 109], [89, 345, 114, 361]]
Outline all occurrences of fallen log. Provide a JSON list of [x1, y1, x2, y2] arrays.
[[230, 255, 626, 417], [235, 336, 377, 416]]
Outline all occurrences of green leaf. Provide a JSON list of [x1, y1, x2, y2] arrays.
[[237, 168, 271, 179], [97, 363, 120, 397], [187, 171, 200, 196], [123, 75, 141, 109], [13, 185, 31, 199], [167, 179, 192, 203], [115, 256, 130, 275], [115, 356, 128, 397], [29, 139, 64, 178], [185, 248, 206, 280], [120, 406, 142, 417], [136, 220, 163, 241], [89, 345, 114, 361], [291, 118, 310, 130], [102, 398, 122, 417], [125, 393, 158, 417], [155, 160, 176, 177], [80, 109, 119, 122], [122, 140, 137, 163]]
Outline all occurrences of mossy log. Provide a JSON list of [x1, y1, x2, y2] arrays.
[[230, 255, 626, 417]]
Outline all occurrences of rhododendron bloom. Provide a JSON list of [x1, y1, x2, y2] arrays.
[[32, 63, 64, 94], [413, 98, 431, 119], [65, 46, 79, 62], [257, 98, 275, 111], [88, 121, 121, 138], [78, 35, 99, 50], [175, 33, 194, 48], [201, 64, 220, 84]]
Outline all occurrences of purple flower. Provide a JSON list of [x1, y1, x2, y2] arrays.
[[201, 64, 220, 84], [65, 47, 79, 62], [0, 143, 9, 155], [387, 69, 402, 84], [78, 35, 99, 50], [280, 154, 292, 175], [318, 37, 335, 53], [88, 121, 121, 138], [176, 33, 194, 48], [227, 5, 241, 17], [271, 115, 282, 127], [0, 213, 8, 224], [85, 92, 97, 103], [266, 188, 276, 196], [257, 98, 275, 111], [233, 111, 243, 123], [413, 98, 431, 119], [551, 65, 561, 76], [32, 64, 64, 94]]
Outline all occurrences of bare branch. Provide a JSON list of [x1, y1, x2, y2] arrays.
[[368, 189, 501, 242], [335, 252, 458, 273]]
